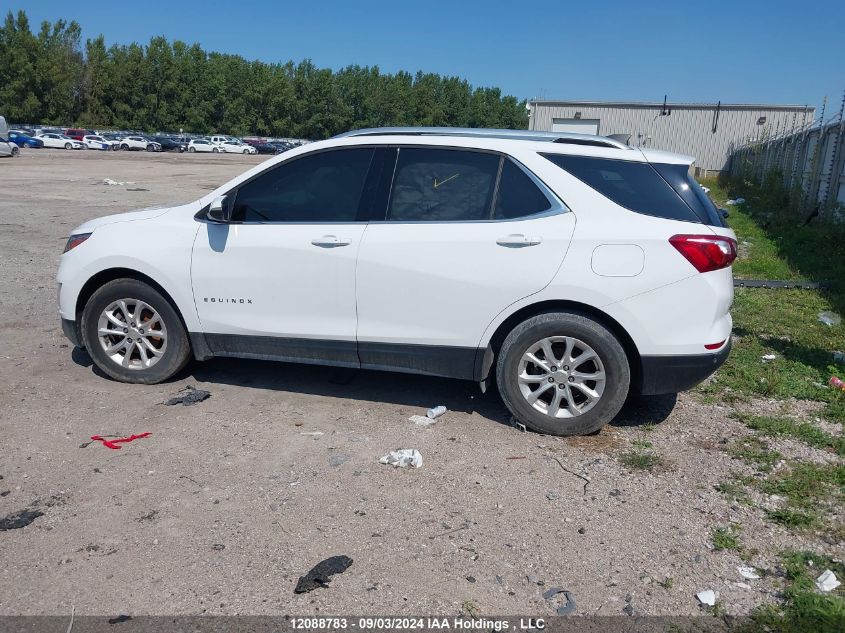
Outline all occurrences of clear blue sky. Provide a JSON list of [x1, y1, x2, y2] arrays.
[[13, 0, 845, 116]]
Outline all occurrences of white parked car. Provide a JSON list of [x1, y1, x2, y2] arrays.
[[82, 135, 119, 150], [57, 127, 736, 436], [119, 136, 162, 152], [0, 116, 20, 157], [187, 138, 218, 153], [209, 135, 231, 146], [220, 140, 257, 154], [37, 133, 84, 149]]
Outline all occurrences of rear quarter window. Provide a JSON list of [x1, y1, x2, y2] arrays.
[[541, 154, 701, 224]]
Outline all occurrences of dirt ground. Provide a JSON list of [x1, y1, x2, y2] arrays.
[[0, 149, 836, 617]]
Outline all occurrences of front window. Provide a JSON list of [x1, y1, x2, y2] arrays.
[[231, 148, 374, 223]]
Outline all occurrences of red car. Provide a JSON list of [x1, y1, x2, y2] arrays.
[[65, 128, 94, 141]]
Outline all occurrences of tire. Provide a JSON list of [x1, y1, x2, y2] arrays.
[[188, 146, 196, 152], [496, 312, 630, 436], [212, 148, 219, 153], [81, 278, 192, 384], [64, 142, 72, 149], [243, 149, 249, 154], [120, 144, 129, 151], [11, 147, 19, 157]]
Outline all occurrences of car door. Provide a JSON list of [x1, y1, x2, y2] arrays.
[[355, 146, 576, 379], [191, 146, 380, 367]]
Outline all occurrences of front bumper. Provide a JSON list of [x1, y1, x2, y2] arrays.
[[637, 338, 731, 395], [61, 318, 83, 348]]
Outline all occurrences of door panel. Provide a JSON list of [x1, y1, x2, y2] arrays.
[[191, 222, 365, 343], [356, 213, 575, 353], [190, 147, 377, 365]]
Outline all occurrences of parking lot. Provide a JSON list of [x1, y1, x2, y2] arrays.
[[0, 149, 835, 617]]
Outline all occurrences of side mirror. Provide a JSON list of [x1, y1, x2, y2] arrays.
[[207, 195, 230, 223]]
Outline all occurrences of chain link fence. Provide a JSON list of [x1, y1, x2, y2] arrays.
[[727, 90, 845, 219]]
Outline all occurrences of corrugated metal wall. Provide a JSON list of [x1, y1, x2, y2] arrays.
[[528, 102, 815, 172]]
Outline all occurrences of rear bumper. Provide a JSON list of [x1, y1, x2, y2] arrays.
[[638, 338, 731, 395], [61, 318, 83, 348]]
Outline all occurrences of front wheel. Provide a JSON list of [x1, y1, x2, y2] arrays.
[[81, 278, 192, 384], [212, 148, 219, 153], [496, 312, 630, 436], [64, 142, 72, 149]]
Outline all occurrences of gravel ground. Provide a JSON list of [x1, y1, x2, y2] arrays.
[[0, 149, 838, 617]]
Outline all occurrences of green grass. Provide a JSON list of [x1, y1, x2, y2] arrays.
[[728, 435, 783, 472], [738, 414, 845, 456], [698, 176, 845, 423], [618, 450, 665, 471], [711, 525, 742, 551], [744, 551, 845, 633]]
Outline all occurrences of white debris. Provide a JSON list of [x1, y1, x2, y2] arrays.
[[409, 414, 435, 426], [426, 405, 447, 419], [299, 431, 324, 437], [101, 178, 135, 186], [696, 589, 718, 606], [725, 197, 746, 206], [761, 354, 777, 362], [379, 449, 423, 469], [815, 570, 841, 593], [738, 566, 761, 580], [818, 311, 842, 327], [735, 582, 752, 590], [700, 185, 710, 193]]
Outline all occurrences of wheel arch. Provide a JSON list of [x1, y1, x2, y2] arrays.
[[477, 299, 642, 393], [75, 268, 192, 340]]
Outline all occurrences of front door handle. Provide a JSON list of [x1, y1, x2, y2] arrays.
[[496, 234, 542, 247], [311, 235, 351, 247]]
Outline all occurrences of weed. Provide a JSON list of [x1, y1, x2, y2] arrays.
[[460, 600, 480, 618], [746, 551, 845, 633], [632, 438, 653, 449], [728, 436, 782, 472], [618, 450, 664, 471], [738, 414, 845, 456], [657, 576, 674, 589], [711, 525, 742, 551]]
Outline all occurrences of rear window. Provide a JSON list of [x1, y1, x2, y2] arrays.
[[541, 154, 701, 223], [651, 163, 725, 226]]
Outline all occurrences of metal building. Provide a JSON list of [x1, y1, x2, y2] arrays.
[[527, 100, 816, 173]]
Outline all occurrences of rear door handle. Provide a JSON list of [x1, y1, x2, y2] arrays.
[[496, 234, 542, 247], [311, 235, 351, 247]]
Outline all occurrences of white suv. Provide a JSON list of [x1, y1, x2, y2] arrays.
[[57, 128, 736, 435]]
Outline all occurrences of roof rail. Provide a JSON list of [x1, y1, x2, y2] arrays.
[[334, 127, 631, 149]]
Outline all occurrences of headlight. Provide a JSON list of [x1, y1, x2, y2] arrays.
[[64, 232, 92, 253]]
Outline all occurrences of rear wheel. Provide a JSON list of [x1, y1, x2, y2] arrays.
[[212, 147, 219, 153], [188, 146, 196, 152], [81, 279, 192, 384], [496, 312, 630, 436], [120, 143, 129, 151]]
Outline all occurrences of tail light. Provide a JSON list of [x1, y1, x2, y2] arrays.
[[64, 232, 92, 253], [669, 234, 737, 273]]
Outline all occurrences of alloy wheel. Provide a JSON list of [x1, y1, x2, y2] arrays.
[[97, 298, 168, 370], [517, 336, 606, 418]]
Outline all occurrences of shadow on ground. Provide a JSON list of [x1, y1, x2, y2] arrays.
[[73, 347, 679, 432]]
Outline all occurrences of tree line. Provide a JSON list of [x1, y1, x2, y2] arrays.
[[0, 10, 528, 138]]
